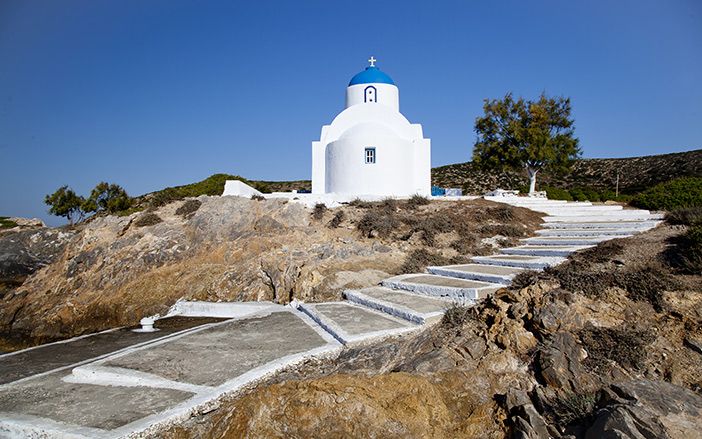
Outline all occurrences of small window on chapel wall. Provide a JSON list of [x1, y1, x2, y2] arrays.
[[365, 147, 376, 164]]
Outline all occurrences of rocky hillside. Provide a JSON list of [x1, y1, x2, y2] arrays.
[[0, 197, 541, 350], [432, 148, 702, 195], [162, 224, 702, 438]]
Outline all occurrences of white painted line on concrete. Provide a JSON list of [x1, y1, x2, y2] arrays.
[[166, 300, 276, 319], [0, 327, 123, 360], [0, 412, 108, 439], [63, 365, 213, 394]]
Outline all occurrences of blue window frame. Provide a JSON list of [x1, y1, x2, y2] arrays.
[[365, 147, 376, 164]]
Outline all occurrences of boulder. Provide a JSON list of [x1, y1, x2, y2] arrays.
[[586, 380, 702, 439]]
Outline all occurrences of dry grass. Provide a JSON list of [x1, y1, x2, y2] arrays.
[[580, 325, 655, 372], [399, 248, 467, 274], [312, 203, 327, 221], [328, 211, 345, 229], [175, 199, 201, 218], [134, 213, 163, 227]]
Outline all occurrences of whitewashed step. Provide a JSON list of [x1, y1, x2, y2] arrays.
[[483, 196, 576, 205], [526, 206, 625, 214], [298, 302, 417, 345], [500, 245, 593, 257], [484, 197, 573, 205], [543, 214, 661, 223], [473, 254, 566, 269], [521, 236, 621, 246], [427, 263, 525, 285], [344, 287, 454, 324], [381, 273, 502, 300], [536, 228, 646, 237], [541, 220, 662, 229], [544, 208, 650, 217]]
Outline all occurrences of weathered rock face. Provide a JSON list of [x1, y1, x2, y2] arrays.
[[0, 197, 537, 349], [0, 228, 75, 293], [586, 380, 702, 439], [0, 197, 410, 347]]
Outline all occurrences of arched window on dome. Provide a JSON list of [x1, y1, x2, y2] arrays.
[[364, 86, 377, 103]]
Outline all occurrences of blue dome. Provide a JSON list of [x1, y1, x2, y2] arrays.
[[349, 67, 395, 86]]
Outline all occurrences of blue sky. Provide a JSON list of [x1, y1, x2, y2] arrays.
[[1, 0, 700, 225]]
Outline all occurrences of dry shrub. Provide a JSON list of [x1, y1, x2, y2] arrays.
[[449, 234, 477, 253], [485, 206, 515, 222], [441, 303, 475, 328], [134, 213, 162, 227], [404, 215, 455, 246], [357, 210, 401, 238], [328, 211, 345, 229], [510, 270, 543, 290], [580, 325, 655, 372], [399, 248, 467, 274], [545, 261, 615, 298], [175, 199, 201, 218], [664, 225, 702, 275], [479, 224, 525, 238], [573, 240, 624, 264], [616, 264, 679, 311], [312, 203, 327, 220], [665, 207, 702, 226], [406, 194, 431, 209], [348, 198, 374, 208], [546, 391, 598, 427], [380, 198, 398, 213], [250, 194, 265, 201]]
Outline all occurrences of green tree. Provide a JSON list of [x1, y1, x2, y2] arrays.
[[45, 186, 86, 225], [83, 182, 132, 214], [473, 93, 581, 194]]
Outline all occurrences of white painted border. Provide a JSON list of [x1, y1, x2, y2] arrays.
[[426, 265, 521, 284], [298, 301, 420, 345]]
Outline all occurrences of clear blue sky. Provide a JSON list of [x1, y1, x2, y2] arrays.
[[1, 0, 700, 225]]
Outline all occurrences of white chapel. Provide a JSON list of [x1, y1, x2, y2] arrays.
[[311, 57, 431, 197]]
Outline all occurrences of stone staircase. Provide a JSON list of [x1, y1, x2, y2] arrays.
[[300, 197, 663, 345]]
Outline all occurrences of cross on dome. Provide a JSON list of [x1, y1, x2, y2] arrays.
[[368, 56, 377, 67]]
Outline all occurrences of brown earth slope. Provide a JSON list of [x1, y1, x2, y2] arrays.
[[0, 197, 541, 350], [162, 224, 702, 439], [432, 148, 702, 195]]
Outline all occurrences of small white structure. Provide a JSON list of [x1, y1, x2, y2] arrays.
[[312, 57, 431, 197], [222, 179, 262, 197]]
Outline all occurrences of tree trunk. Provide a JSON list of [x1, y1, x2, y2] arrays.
[[527, 168, 538, 194]]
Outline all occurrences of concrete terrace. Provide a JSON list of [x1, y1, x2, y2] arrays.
[[0, 196, 663, 438]]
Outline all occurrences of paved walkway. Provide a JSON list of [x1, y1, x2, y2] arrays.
[[0, 197, 663, 438]]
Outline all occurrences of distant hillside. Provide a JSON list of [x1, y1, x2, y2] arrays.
[[134, 149, 701, 205], [432, 149, 702, 195]]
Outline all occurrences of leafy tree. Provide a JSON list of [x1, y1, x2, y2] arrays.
[[45, 186, 86, 225], [473, 93, 581, 194], [83, 182, 132, 214]]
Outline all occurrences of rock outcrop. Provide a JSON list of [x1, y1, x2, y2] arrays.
[[0, 197, 540, 349]]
